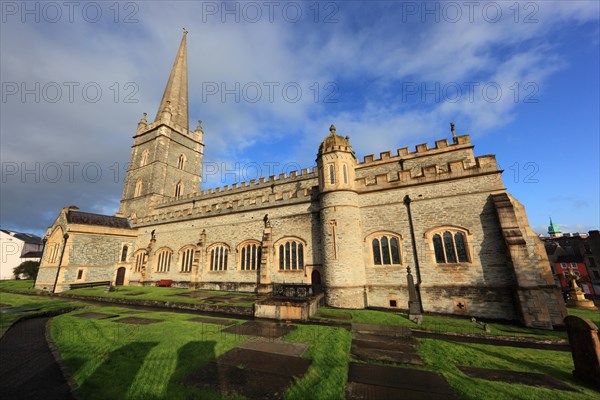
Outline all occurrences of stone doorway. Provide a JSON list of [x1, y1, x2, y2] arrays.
[[115, 267, 126, 286], [311, 270, 322, 293]]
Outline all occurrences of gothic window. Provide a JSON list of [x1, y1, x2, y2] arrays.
[[371, 234, 401, 265], [179, 247, 194, 272], [431, 230, 469, 263], [134, 251, 145, 272], [239, 242, 261, 271], [175, 181, 184, 197], [140, 149, 149, 167], [277, 239, 304, 270], [155, 248, 172, 272], [120, 245, 128, 262], [343, 164, 348, 184], [134, 180, 143, 197], [329, 164, 335, 184], [177, 154, 186, 170], [208, 244, 229, 271]]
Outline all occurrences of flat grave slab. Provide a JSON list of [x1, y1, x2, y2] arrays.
[[346, 363, 455, 400], [113, 317, 163, 325], [458, 365, 575, 391], [239, 338, 309, 357], [222, 321, 296, 338], [187, 316, 236, 326], [182, 347, 311, 400], [320, 312, 352, 321], [123, 292, 147, 296], [353, 336, 419, 352], [351, 323, 411, 337], [351, 346, 424, 366], [173, 292, 213, 299], [73, 312, 119, 319], [0, 307, 41, 314]]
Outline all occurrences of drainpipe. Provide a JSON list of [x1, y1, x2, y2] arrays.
[[52, 233, 69, 294], [32, 237, 47, 289], [403, 195, 423, 312]]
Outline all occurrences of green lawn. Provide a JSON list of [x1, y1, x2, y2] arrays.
[[313, 306, 598, 340], [0, 292, 84, 336], [0, 279, 40, 292], [63, 285, 258, 308]]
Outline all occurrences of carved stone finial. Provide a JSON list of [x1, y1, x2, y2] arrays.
[[407, 266, 412, 275], [183, 27, 188, 35], [329, 124, 336, 134], [450, 122, 456, 138], [137, 112, 148, 130], [195, 120, 203, 132], [165, 100, 172, 112]]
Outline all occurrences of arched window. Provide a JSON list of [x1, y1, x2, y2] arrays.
[[175, 181, 184, 198], [134, 251, 145, 272], [179, 247, 194, 272], [431, 230, 469, 263], [155, 248, 172, 272], [120, 245, 128, 262], [208, 244, 229, 271], [177, 154, 186, 170], [140, 149, 149, 167], [239, 242, 261, 271], [134, 180, 143, 197], [329, 164, 335, 184], [277, 238, 305, 270], [343, 164, 348, 184], [370, 234, 401, 265]]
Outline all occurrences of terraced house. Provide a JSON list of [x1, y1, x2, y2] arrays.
[[35, 32, 567, 329]]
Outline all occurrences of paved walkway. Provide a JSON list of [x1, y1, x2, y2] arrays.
[[0, 317, 74, 400]]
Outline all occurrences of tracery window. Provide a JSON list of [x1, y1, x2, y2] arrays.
[[180, 247, 194, 272], [240, 242, 261, 271], [278, 239, 304, 270], [432, 230, 469, 263], [371, 235, 401, 265], [134, 251, 145, 272], [155, 248, 172, 272], [209, 244, 229, 271]]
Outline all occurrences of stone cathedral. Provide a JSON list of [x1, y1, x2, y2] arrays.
[[35, 32, 567, 328]]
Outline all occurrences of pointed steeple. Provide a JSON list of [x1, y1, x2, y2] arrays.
[[155, 29, 189, 131], [548, 217, 562, 237]]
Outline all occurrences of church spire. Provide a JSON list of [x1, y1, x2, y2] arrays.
[[155, 29, 189, 130]]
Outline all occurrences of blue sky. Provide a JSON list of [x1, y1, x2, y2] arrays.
[[1, 1, 599, 237]]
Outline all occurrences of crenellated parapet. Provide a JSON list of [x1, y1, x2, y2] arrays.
[[131, 181, 318, 227], [356, 154, 500, 190], [358, 134, 472, 166]]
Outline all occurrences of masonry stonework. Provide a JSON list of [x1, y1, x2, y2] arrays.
[[34, 32, 567, 328]]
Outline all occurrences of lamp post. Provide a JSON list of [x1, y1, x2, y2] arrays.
[[403, 194, 423, 312], [52, 233, 69, 294]]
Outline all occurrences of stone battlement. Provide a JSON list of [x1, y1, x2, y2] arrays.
[[132, 183, 317, 227], [357, 154, 499, 189], [358, 134, 472, 167]]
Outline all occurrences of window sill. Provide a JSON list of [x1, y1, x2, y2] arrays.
[[277, 269, 305, 272]]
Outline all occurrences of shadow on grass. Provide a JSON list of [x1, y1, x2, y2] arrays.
[[76, 341, 158, 399]]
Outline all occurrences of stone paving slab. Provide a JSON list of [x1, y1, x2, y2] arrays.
[[458, 366, 575, 391], [0, 306, 41, 314], [182, 347, 311, 400], [113, 317, 163, 325], [239, 338, 309, 357], [351, 323, 411, 337], [352, 337, 419, 353], [351, 346, 425, 366], [216, 348, 311, 376], [346, 363, 455, 399], [73, 312, 119, 319], [187, 316, 236, 326], [222, 321, 296, 338]]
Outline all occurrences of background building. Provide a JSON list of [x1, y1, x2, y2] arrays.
[[0, 229, 43, 280]]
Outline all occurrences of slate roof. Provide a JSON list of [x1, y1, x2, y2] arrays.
[[0, 230, 43, 245], [66, 211, 131, 229]]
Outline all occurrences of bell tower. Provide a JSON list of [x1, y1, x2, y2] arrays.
[[119, 30, 204, 219]]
